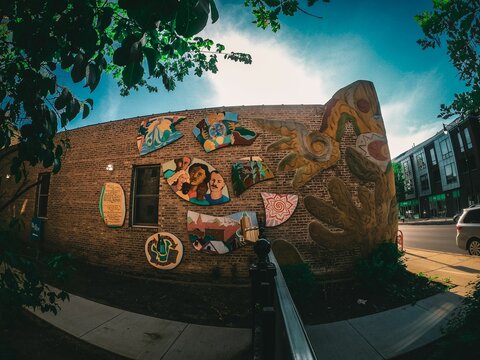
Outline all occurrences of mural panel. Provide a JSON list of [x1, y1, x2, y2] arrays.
[[261, 192, 298, 227], [297, 80, 397, 257], [162, 157, 230, 205], [99, 182, 125, 228], [145, 232, 183, 270], [187, 211, 259, 254], [193, 112, 257, 152], [137, 116, 186, 156], [231, 156, 274, 196]]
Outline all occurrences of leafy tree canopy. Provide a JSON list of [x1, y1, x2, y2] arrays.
[[416, 0, 480, 119], [0, 0, 327, 188]]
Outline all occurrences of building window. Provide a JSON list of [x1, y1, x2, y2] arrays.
[[416, 153, 426, 169], [36, 173, 51, 218], [132, 166, 160, 226], [420, 174, 429, 191], [457, 132, 465, 152], [439, 139, 453, 159], [444, 164, 457, 184], [464, 128, 473, 149], [430, 148, 437, 165]]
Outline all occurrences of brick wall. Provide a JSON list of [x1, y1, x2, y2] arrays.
[[1, 104, 370, 283]]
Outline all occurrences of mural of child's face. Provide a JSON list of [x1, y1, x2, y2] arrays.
[[209, 172, 225, 193], [190, 166, 206, 186], [178, 173, 188, 185], [182, 157, 191, 170]]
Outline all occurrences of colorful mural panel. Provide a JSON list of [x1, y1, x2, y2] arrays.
[[231, 156, 274, 196], [137, 116, 186, 156], [187, 211, 259, 254], [193, 112, 257, 152], [99, 182, 125, 228], [162, 157, 230, 205], [261, 192, 298, 227], [145, 232, 183, 270]]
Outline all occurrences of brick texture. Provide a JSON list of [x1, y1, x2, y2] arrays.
[[1, 104, 373, 283]]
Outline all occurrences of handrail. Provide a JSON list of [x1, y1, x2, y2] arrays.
[[268, 252, 317, 360]]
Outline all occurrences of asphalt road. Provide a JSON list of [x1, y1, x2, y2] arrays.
[[398, 224, 467, 255]]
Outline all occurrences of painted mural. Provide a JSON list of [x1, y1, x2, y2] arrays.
[[193, 112, 258, 152], [137, 116, 186, 156], [187, 211, 259, 254], [295, 80, 398, 256], [145, 232, 183, 270], [162, 157, 230, 205], [261, 192, 298, 227], [99, 182, 125, 228], [231, 156, 274, 196]]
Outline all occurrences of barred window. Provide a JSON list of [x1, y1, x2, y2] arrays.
[[36, 173, 51, 218], [132, 166, 160, 226]]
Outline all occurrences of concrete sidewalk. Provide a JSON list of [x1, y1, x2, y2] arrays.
[[307, 247, 480, 360], [28, 247, 480, 360], [29, 293, 251, 360]]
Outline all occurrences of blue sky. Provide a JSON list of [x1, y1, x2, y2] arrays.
[[67, 0, 466, 158]]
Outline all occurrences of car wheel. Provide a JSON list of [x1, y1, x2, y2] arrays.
[[468, 239, 480, 256]]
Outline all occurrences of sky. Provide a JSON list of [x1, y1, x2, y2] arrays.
[[67, 0, 466, 158]]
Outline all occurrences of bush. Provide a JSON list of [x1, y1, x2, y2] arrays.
[[281, 263, 316, 306], [354, 241, 407, 293], [429, 278, 480, 359]]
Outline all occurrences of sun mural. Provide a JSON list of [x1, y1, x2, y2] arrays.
[[261, 192, 298, 227]]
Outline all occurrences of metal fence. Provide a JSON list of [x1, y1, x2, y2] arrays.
[[251, 239, 316, 360]]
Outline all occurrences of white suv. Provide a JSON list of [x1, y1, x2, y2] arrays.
[[456, 205, 480, 255]]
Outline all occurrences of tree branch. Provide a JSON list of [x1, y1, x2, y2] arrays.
[[0, 179, 41, 213]]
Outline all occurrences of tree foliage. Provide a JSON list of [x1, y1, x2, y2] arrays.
[[416, 0, 480, 119], [0, 0, 327, 319], [0, 0, 253, 190], [392, 162, 405, 203]]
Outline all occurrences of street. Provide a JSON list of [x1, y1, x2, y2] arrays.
[[399, 224, 467, 255]]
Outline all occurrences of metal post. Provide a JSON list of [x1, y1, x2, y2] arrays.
[[250, 238, 277, 360]]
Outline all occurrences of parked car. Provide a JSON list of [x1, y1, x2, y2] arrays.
[[456, 205, 480, 255]]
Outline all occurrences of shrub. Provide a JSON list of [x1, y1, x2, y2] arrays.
[[429, 278, 480, 359], [280, 263, 316, 306], [354, 241, 406, 293]]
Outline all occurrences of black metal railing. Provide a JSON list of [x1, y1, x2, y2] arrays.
[[250, 239, 317, 360]]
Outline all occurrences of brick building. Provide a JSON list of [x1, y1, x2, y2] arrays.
[[2, 83, 397, 283]]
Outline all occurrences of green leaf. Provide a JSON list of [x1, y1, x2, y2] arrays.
[[71, 54, 86, 83], [55, 145, 63, 158], [122, 62, 144, 88], [176, 0, 210, 37], [143, 47, 159, 76], [113, 46, 130, 66], [53, 157, 61, 173], [85, 98, 94, 109], [210, 0, 219, 23], [98, 7, 114, 30], [82, 103, 90, 119]]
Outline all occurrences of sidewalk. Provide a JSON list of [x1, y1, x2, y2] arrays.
[[400, 218, 454, 225], [306, 247, 480, 360], [28, 293, 251, 360], [28, 247, 480, 360]]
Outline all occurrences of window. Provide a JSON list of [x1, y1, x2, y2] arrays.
[[444, 164, 457, 184], [457, 132, 465, 152], [430, 148, 437, 165], [464, 209, 480, 224], [439, 139, 453, 159], [416, 153, 426, 169], [132, 166, 160, 226], [36, 173, 51, 218], [464, 128, 473, 149], [420, 174, 429, 191]]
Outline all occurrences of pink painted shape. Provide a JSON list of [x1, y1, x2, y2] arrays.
[[261, 192, 299, 227]]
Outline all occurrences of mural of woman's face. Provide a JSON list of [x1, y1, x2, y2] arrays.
[[190, 166, 207, 186]]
